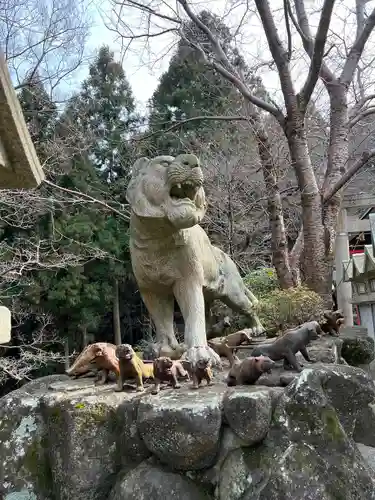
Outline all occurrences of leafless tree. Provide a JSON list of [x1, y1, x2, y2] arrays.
[[0, 307, 70, 385], [108, 0, 375, 304], [1, 0, 92, 98]]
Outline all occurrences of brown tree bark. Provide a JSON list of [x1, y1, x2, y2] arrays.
[[174, 1, 294, 289], [113, 278, 122, 345], [254, 117, 294, 288], [81, 325, 88, 348]]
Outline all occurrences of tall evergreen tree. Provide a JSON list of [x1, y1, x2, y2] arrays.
[[145, 11, 241, 156], [18, 73, 58, 160], [65, 45, 138, 185]]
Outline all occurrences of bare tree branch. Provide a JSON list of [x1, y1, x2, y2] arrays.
[[254, 0, 296, 114], [340, 5, 375, 85], [112, 0, 181, 25], [323, 148, 375, 202], [298, 0, 336, 109], [42, 179, 130, 222], [136, 114, 252, 141], [0, 308, 68, 384], [349, 106, 375, 128], [293, 0, 335, 84], [283, 0, 293, 62], [1, 0, 90, 96], [177, 0, 285, 122]]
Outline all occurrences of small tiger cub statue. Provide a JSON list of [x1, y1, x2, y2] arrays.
[[190, 357, 213, 390], [115, 343, 154, 392], [152, 356, 190, 395]]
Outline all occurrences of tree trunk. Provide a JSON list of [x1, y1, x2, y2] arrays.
[[289, 228, 303, 286], [64, 338, 70, 371], [227, 174, 234, 258], [285, 115, 328, 297], [321, 85, 350, 308], [248, 107, 294, 289], [82, 325, 88, 348], [113, 278, 122, 345]]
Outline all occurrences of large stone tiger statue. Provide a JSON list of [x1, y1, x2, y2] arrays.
[[126, 153, 264, 366]]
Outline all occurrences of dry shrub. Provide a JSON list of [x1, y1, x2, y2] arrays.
[[257, 286, 324, 332]]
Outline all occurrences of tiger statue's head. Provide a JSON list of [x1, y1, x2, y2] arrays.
[[126, 153, 207, 230]]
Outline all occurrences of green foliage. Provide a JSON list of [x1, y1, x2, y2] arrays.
[[11, 46, 136, 354], [18, 73, 58, 160], [61, 45, 139, 184], [40, 45, 136, 341], [145, 11, 239, 156], [257, 286, 324, 332], [243, 268, 279, 299], [341, 337, 375, 366]]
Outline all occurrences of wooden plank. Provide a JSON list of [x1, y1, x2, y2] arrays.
[[352, 290, 375, 304], [371, 213, 375, 254], [0, 52, 45, 188]]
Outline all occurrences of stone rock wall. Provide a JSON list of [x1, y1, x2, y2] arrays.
[[1, 366, 375, 499]]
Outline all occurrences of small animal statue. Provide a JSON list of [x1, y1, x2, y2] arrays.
[[320, 309, 344, 336], [66, 342, 119, 385], [187, 356, 214, 390], [206, 316, 232, 340], [151, 356, 190, 395], [208, 340, 237, 361], [226, 355, 275, 386], [251, 321, 323, 372], [225, 329, 252, 347], [208, 329, 252, 360], [115, 343, 154, 392]]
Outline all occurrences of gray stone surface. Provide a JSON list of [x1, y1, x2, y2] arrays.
[[109, 461, 209, 500], [1, 365, 375, 500], [223, 386, 273, 445], [0, 375, 69, 500], [41, 388, 140, 500], [137, 385, 225, 471], [218, 365, 375, 500], [358, 443, 375, 471]]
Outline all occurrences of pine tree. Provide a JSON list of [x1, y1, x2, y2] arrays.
[[145, 11, 240, 156], [18, 73, 58, 161], [65, 45, 138, 185]]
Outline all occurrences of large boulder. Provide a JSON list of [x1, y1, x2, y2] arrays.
[[137, 386, 225, 471], [109, 460, 209, 500], [41, 379, 151, 500], [223, 386, 274, 445], [0, 374, 69, 500], [218, 364, 375, 500]]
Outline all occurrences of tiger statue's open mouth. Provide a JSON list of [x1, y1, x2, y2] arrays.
[[170, 180, 201, 204]]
